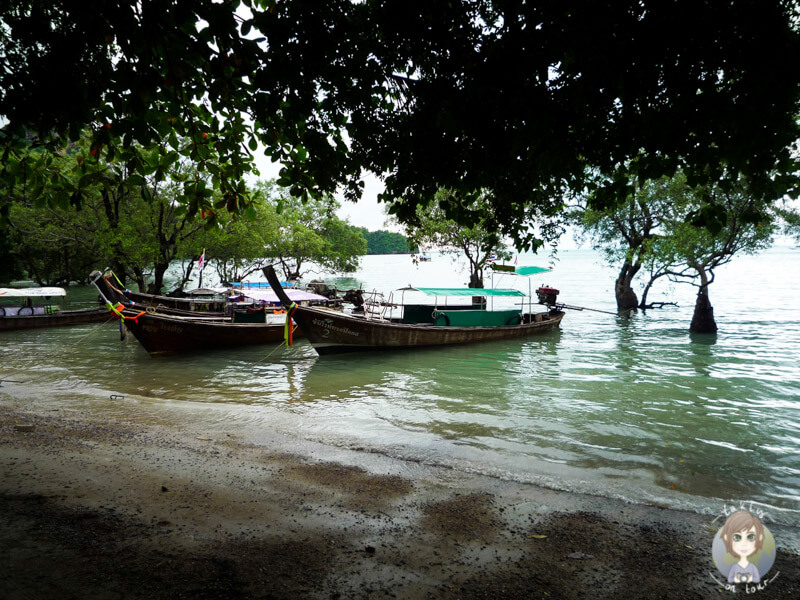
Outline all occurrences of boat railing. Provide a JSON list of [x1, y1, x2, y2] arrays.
[[362, 289, 393, 321]]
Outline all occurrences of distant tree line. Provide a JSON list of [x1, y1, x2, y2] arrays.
[[358, 228, 414, 255]]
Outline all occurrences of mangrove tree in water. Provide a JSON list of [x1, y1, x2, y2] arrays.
[[651, 182, 776, 333], [575, 173, 778, 332]]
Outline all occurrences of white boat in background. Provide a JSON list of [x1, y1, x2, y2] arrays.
[[0, 286, 108, 331]]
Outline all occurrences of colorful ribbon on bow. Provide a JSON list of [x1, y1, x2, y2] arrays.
[[107, 302, 145, 323], [108, 271, 132, 295], [284, 302, 298, 346]]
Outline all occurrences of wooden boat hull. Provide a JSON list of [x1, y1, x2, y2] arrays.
[[285, 305, 564, 354], [263, 262, 563, 355], [0, 307, 110, 331], [116, 309, 296, 356]]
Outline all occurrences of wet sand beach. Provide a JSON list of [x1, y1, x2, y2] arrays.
[[1, 393, 798, 600]]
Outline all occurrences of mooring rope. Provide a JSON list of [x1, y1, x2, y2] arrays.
[[250, 322, 300, 365], [69, 313, 118, 344]]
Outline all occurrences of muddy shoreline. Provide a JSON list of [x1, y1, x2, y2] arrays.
[[1, 394, 798, 599]]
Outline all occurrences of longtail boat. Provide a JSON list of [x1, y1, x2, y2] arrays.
[[96, 272, 228, 316], [95, 271, 332, 317], [96, 307, 294, 356], [90, 271, 327, 356], [263, 265, 565, 355], [0, 286, 108, 331]]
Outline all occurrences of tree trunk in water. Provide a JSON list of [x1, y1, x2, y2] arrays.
[[110, 260, 127, 286], [469, 270, 485, 308], [615, 263, 639, 313], [638, 279, 653, 309], [174, 262, 196, 293], [690, 284, 718, 333], [130, 266, 147, 293], [638, 273, 667, 309], [148, 263, 168, 295], [469, 270, 483, 289]]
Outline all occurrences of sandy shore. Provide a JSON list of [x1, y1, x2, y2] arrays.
[[1, 390, 798, 600]]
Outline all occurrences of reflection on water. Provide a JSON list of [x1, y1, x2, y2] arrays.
[[1, 248, 799, 526]]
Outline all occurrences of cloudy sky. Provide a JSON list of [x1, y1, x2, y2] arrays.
[[253, 153, 394, 232]]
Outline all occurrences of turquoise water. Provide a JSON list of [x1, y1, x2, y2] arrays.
[[1, 247, 799, 528]]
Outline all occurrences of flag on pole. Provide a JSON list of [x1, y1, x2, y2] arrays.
[[197, 249, 205, 270]]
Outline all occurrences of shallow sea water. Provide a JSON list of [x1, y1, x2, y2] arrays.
[[2, 247, 799, 529]]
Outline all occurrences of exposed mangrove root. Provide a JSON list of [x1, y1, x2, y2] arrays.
[[639, 301, 678, 310]]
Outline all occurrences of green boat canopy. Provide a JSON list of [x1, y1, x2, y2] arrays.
[[491, 264, 551, 276], [514, 266, 551, 276], [400, 287, 527, 297]]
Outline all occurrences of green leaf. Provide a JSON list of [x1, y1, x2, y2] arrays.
[[78, 173, 96, 188], [69, 190, 83, 209]]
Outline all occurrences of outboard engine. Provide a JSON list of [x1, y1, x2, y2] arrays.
[[308, 280, 336, 299], [536, 286, 560, 305]]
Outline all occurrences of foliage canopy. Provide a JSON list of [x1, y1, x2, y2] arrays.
[[2, 1, 799, 247]]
